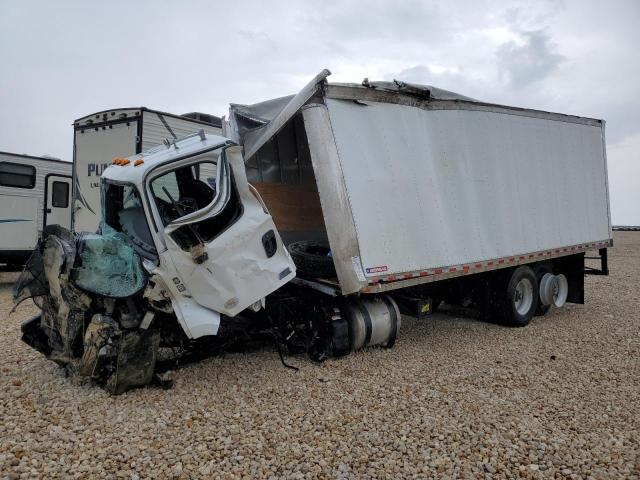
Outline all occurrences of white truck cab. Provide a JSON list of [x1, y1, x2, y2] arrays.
[[100, 132, 296, 338]]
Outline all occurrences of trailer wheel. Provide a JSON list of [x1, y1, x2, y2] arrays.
[[288, 241, 337, 278], [533, 263, 552, 316], [495, 266, 539, 327]]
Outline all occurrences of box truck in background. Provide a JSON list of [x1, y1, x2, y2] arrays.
[[72, 108, 222, 232], [0, 151, 72, 266]]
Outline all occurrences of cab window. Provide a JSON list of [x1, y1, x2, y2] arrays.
[[102, 182, 157, 261], [150, 158, 241, 250]]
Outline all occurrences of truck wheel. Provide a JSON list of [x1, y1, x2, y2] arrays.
[[533, 263, 552, 316], [288, 241, 337, 278], [495, 266, 539, 327]]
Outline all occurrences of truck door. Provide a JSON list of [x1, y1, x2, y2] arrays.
[[147, 145, 296, 318], [45, 175, 72, 229]]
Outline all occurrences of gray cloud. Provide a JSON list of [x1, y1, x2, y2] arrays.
[[0, 0, 638, 223], [497, 30, 564, 87], [391, 65, 481, 102]]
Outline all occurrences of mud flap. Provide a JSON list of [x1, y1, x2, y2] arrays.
[[554, 253, 585, 304], [21, 315, 52, 356]]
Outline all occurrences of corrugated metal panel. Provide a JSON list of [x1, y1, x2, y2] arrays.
[[324, 98, 611, 279], [141, 112, 223, 151], [245, 113, 314, 185]]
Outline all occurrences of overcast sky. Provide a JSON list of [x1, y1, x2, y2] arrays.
[[1, 0, 638, 224]]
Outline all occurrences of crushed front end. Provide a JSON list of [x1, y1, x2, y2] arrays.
[[13, 224, 168, 394]]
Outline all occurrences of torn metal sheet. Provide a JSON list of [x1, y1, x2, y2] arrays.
[[234, 69, 331, 160], [360, 78, 477, 101]]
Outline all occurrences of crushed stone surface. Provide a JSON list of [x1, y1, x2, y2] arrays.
[[1, 232, 638, 479]]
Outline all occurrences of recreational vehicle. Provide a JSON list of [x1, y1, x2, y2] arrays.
[[0, 151, 72, 266]]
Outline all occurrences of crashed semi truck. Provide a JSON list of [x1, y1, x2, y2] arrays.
[[14, 70, 612, 393]]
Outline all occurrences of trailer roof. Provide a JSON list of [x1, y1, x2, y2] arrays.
[[74, 107, 222, 129], [102, 133, 230, 185], [325, 83, 602, 126], [0, 150, 70, 165], [229, 69, 603, 161]]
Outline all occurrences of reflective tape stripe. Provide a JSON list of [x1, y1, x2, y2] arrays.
[[366, 240, 611, 286]]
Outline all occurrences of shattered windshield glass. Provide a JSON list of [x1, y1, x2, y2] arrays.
[[74, 225, 147, 298], [102, 180, 157, 261]]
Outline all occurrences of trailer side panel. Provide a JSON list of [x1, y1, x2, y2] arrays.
[[324, 98, 611, 284]]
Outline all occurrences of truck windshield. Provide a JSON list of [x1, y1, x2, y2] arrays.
[[101, 180, 157, 261]]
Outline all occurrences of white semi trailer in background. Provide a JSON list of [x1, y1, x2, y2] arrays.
[[72, 107, 222, 232], [16, 70, 612, 393], [0, 151, 72, 266]]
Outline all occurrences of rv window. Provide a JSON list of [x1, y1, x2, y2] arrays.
[[0, 162, 36, 189], [52, 181, 69, 208]]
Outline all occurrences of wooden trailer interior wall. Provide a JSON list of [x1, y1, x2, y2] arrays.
[[246, 113, 327, 244]]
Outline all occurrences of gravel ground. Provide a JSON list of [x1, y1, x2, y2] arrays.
[[1, 232, 638, 479]]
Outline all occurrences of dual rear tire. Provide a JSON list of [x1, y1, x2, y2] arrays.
[[492, 266, 539, 327], [533, 263, 553, 317]]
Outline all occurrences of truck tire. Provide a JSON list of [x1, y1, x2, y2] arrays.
[[533, 263, 553, 316], [495, 266, 539, 327], [288, 241, 337, 278]]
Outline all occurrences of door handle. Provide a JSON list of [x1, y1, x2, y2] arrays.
[[46, 208, 52, 213]]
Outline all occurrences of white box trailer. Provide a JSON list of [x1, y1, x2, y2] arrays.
[[228, 69, 611, 318], [0, 151, 72, 265], [72, 107, 223, 232]]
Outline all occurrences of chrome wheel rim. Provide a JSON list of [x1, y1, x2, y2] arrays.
[[514, 277, 534, 315]]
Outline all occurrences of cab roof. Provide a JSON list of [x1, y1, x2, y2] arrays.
[[101, 132, 231, 185]]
